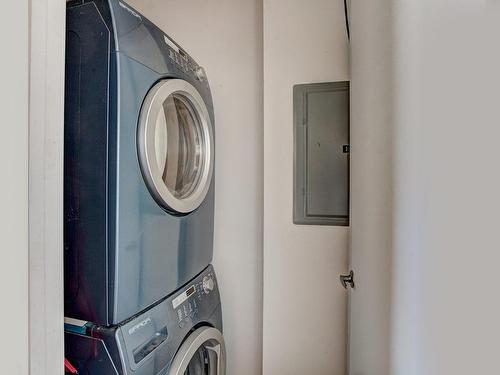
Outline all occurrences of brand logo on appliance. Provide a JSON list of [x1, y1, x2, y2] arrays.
[[118, 2, 142, 20], [128, 317, 152, 335]]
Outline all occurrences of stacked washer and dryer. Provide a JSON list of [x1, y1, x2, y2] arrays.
[[63, 1, 225, 374]]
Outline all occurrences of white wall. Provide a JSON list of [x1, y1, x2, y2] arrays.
[[0, 0, 29, 373], [351, 1, 500, 374], [391, 2, 500, 374], [126, 1, 264, 374], [263, 0, 349, 374]]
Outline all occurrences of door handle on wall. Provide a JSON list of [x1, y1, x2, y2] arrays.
[[340, 270, 355, 289]]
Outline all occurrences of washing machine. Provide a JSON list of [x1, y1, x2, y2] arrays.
[[65, 265, 226, 375], [65, 0, 216, 325]]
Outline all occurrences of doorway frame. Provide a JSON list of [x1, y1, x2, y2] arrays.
[[29, 0, 66, 374]]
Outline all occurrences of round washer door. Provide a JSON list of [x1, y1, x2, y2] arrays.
[[168, 327, 226, 375], [138, 79, 214, 214]]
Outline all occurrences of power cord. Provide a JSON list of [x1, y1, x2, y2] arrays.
[[344, 0, 350, 40]]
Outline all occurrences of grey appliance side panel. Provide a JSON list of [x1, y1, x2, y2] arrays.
[[64, 2, 111, 324]]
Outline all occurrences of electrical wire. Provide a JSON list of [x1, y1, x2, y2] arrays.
[[344, 0, 350, 40]]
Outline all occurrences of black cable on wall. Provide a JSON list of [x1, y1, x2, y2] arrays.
[[344, 0, 350, 40]]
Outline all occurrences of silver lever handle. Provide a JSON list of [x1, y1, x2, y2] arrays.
[[340, 270, 355, 290]]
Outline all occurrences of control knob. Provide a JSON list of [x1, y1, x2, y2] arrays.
[[195, 66, 207, 81], [202, 276, 215, 294]]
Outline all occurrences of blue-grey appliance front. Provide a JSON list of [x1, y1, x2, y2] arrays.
[[65, 265, 226, 375], [64, 0, 215, 325]]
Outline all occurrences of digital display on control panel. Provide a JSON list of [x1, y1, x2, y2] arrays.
[[172, 285, 196, 309]]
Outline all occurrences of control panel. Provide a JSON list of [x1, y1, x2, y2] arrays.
[[163, 34, 206, 81], [118, 266, 220, 372], [172, 270, 217, 328]]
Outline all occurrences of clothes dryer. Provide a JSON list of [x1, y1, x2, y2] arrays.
[[65, 0, 216, 325]]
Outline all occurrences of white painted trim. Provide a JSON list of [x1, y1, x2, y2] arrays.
[[29, 0, 66, 374]]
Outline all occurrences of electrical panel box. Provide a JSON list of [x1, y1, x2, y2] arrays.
[[293, 81, 350, 226]]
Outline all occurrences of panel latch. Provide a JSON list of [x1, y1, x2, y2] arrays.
[[340, 270, 355, 289]]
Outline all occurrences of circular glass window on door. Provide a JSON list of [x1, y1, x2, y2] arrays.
[[138, 79, 214, 213]]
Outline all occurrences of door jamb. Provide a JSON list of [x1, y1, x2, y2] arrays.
[[29, 0, 66, 374]]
